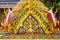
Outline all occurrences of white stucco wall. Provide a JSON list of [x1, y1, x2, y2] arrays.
[[0, 2, 17, 8]]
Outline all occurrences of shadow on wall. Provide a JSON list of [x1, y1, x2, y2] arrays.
[[0, 8, 4, 27]]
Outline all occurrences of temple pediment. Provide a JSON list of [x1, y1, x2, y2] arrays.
[[6, 0, 53, 34]]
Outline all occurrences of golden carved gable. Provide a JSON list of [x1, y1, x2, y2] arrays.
[[6, 0, 53, 34]]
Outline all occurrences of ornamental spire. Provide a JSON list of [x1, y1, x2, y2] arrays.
[[28, 0, 34, 3]]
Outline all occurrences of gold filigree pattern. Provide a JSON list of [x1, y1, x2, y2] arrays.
[[6, 0, 54, 34], [23, 14, 39, 32]]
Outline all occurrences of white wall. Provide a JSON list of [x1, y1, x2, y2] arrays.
[[0, 2, 17, 8]]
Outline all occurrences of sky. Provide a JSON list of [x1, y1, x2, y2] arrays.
[[0, 0, 20, 2]]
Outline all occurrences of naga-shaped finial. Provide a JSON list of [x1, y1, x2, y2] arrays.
[[4, 3, 10, 15]]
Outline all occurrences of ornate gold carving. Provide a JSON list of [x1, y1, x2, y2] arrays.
[[23, 15, 39, 32]]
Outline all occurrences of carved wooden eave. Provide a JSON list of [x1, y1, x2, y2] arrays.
[[34, 0, 48, 11], [13, 0, 27, 11]]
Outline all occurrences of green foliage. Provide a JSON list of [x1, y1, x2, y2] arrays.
[[54, 0, 60, 8], [41, 0, 52, 10], [41, 0, 60, 9]]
